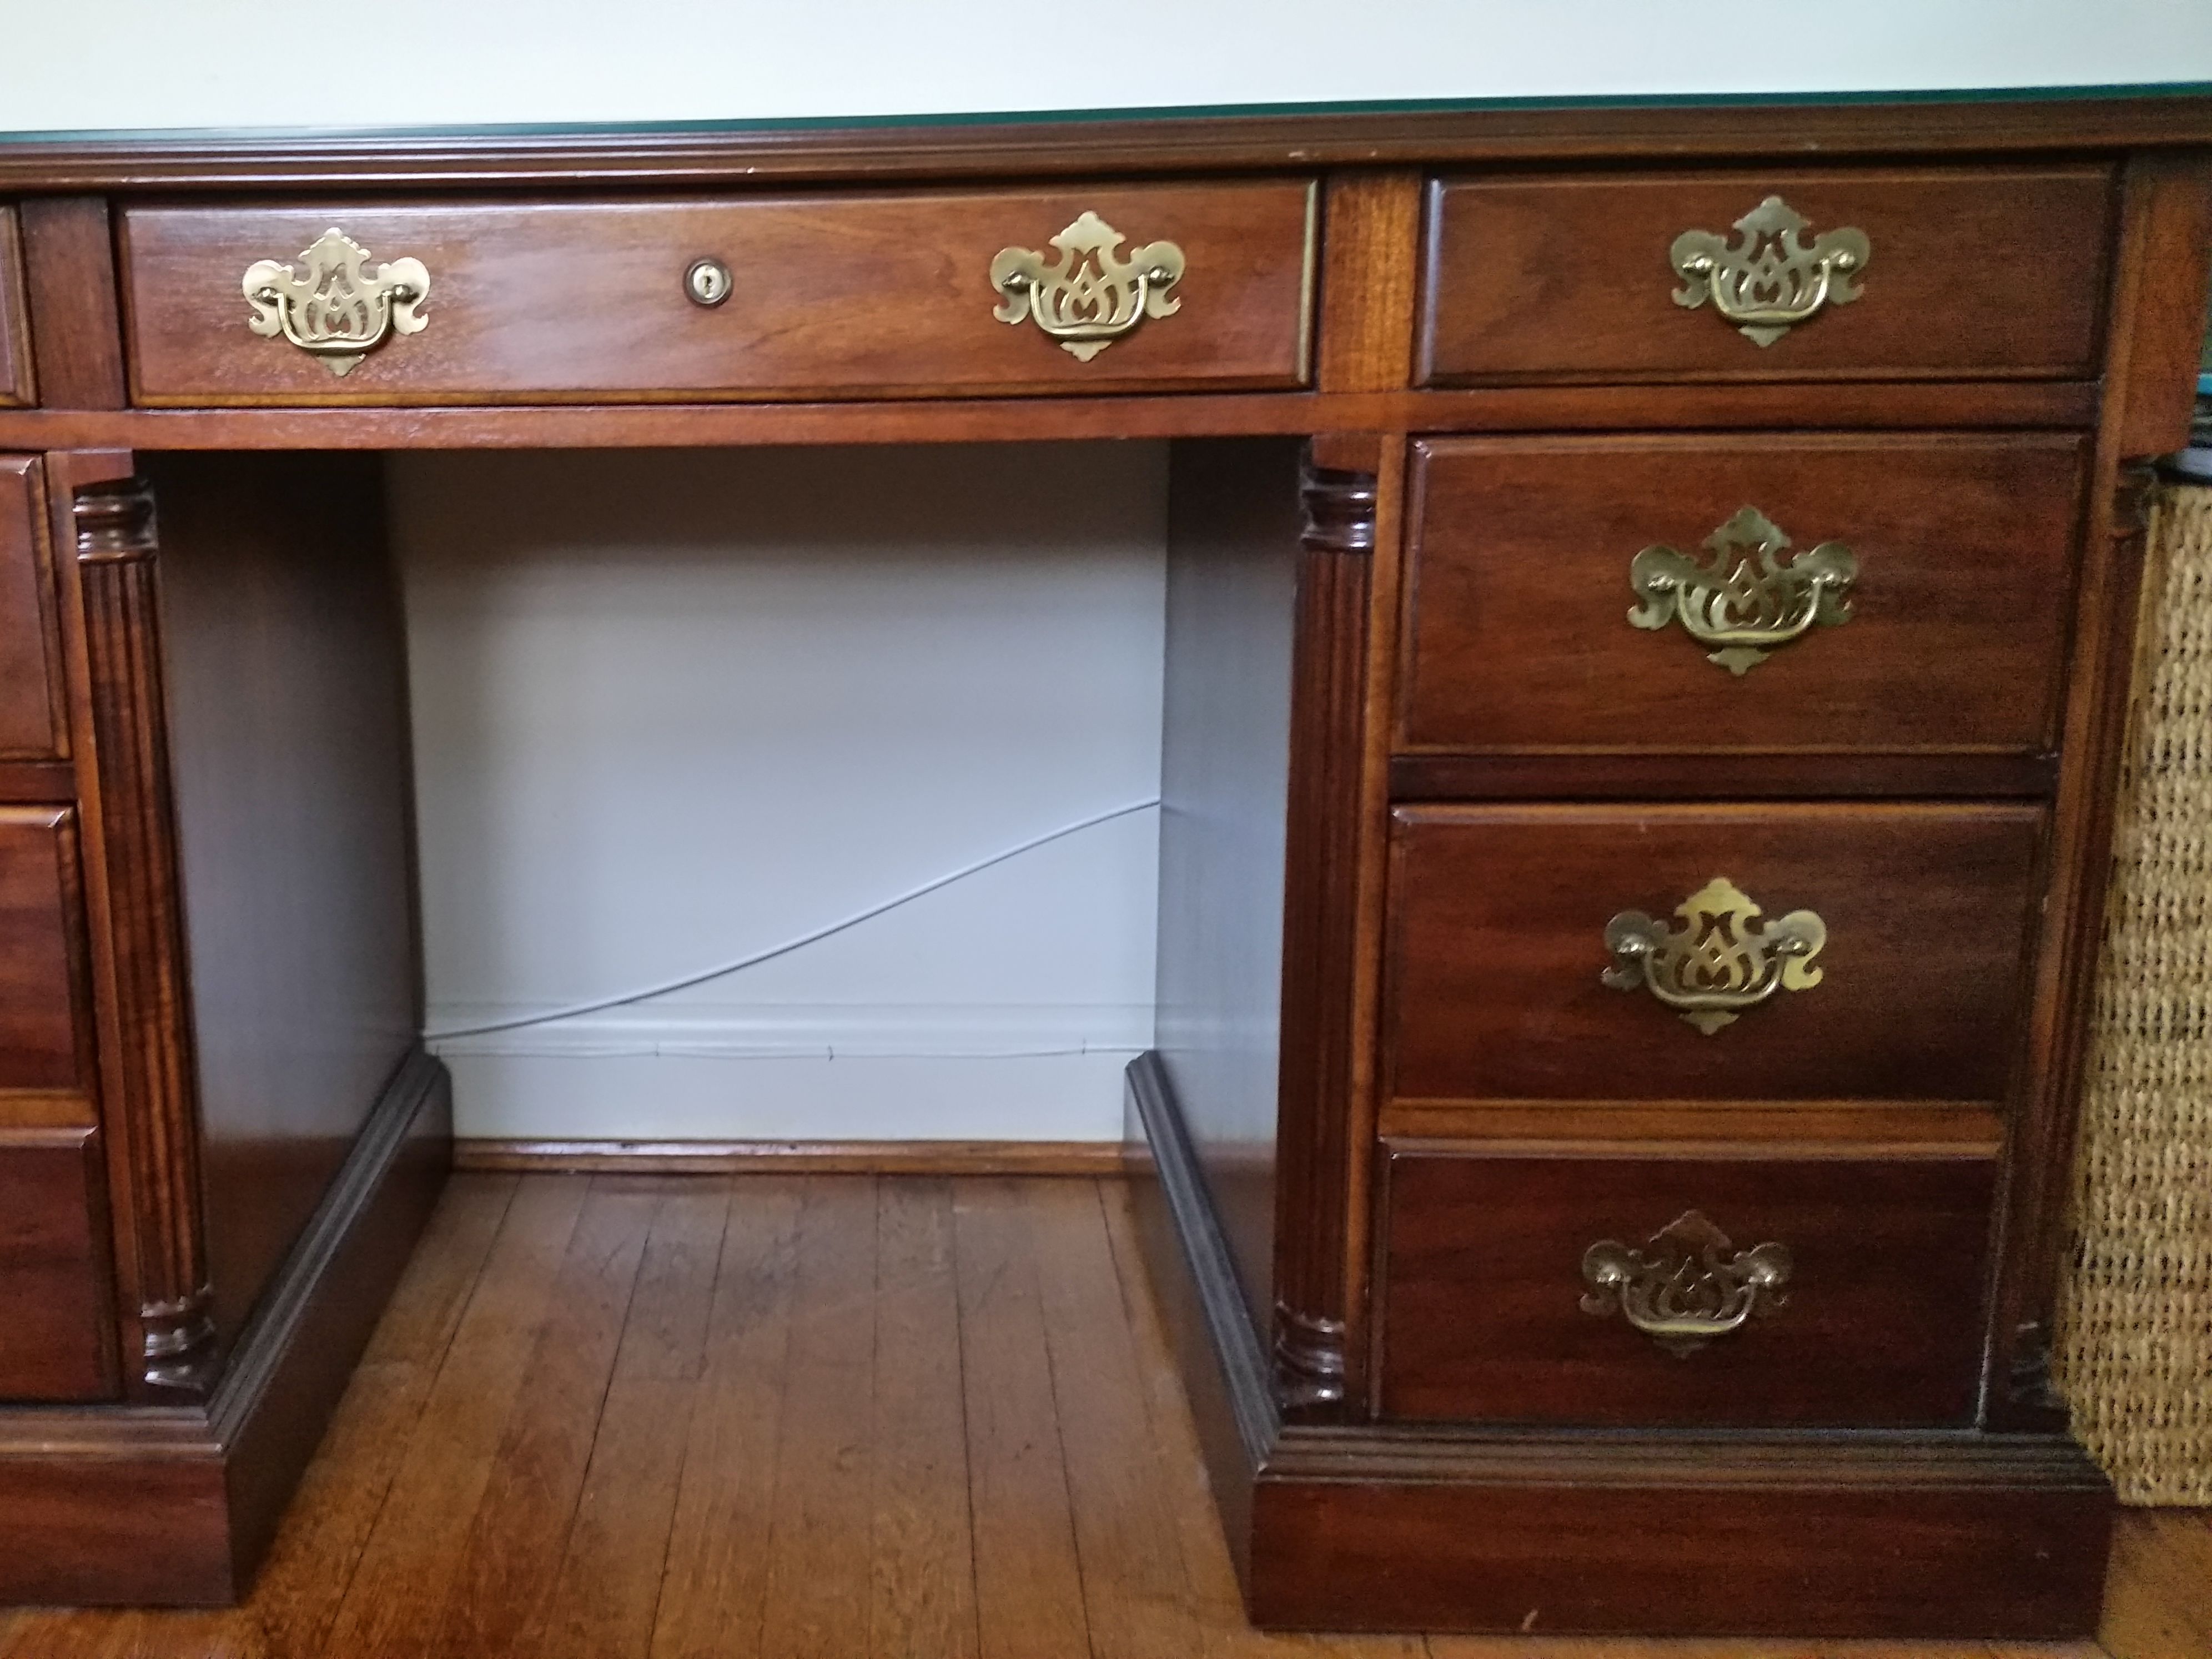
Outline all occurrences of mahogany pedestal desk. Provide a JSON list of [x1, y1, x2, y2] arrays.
[[1, 93, 2209, 1636]]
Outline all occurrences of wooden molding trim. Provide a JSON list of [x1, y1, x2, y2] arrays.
[[1124, 1050, 1280, 1470], [2, 93, 2210, 191], [451, 1137, 1133, 1177], [0, 1045, 449, 1603], [0, 380, 2103, 451]]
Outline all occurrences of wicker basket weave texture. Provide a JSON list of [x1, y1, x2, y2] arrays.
[[2055, 481, 2212, 1505]]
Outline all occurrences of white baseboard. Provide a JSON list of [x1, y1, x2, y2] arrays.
[[428, 1002, 1151, 1140]]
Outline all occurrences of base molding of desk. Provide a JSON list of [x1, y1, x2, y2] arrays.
[[1123, 1050, 2116, 1638], [453, 1135, 1130, 1177], [0, 1047, 452, 1605]]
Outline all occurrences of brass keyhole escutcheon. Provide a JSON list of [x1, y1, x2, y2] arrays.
[[685, 258, 733, 308]]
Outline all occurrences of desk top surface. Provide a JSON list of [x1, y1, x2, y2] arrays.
[[3, 86, 2212, 192]]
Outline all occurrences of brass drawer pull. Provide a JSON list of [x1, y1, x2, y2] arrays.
[[991, 212, 1185, 361], [1670, 195, 1869, 346], [242, 228, 430, 376], [1628, 506, 1857, 676], [1603, 876, 1826, 1035], [1581, 1209, 1792, 1357]]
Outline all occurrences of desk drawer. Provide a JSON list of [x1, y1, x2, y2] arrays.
[[1384, 802, 2044, 1110], [1419, 165, 2113, 384], [0, 1130, 116, 1399], [0, 209, 28, 406], [0, 807, 96, 1096], [0, 458, 64, 760], [0, 807, 112, 1401], [120, 182, 1316, 404], [1378, 1147, 1995, 1427], [1399, 433, 2089, 756]]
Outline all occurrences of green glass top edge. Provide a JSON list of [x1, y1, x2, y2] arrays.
[[3, 79, 2210, 145]]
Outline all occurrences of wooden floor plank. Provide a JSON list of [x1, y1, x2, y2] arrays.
[[424, 1177, 662, 1659], [870, 1178, 980, 1659], [648, 1178, 807, 1659], [319, 1174, 591, 1659], [533, 1181, 734, 1659], [12, 1175, 2205, 1659], [953, 1178, 1090, 1659], [360, 1173, 527, 1369], [1424, 1645, 1838, 1658], [1027, 1178, 1203, 1659], [0, 1610, 172, 1659], [755, 1177, 881, 1659], [2098, 1512, 2212, 1659], [1097, 1178, 1427, 1659], [247, 1173, 521, 1659]]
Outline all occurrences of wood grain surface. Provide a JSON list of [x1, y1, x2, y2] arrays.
[[144, 452, 422, 1350], [0, 1128, 115, 1399], [0, 806, 94, 1097], [0, 456, 63, 758], [17, 198, 127, 410], [1384, 802, 2047, 1109], [1399, 433, 2092, 757], [1378, 1147, 1998, 1427], [0, 1170, 2184, 1657], [120, 183, 1316, 405], [0, 209, 27, 408], [1421, 166, 2116, 383]]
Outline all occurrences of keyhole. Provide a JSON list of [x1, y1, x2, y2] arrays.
[[685, 258, 732, 308]]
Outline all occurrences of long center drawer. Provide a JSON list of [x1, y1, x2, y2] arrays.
[[119, 182, 1317, 404]]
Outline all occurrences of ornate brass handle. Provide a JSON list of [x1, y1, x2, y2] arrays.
[[1671, 195, 1869, 346], [1581, 1209, 1792, 1357], [243, 228, 430, 377], [1603, 876, 1825, 1035], [991, 212, 1185, 361], [1628, 506, 1857, 676]]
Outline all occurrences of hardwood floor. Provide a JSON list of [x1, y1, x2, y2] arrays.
[[0, 1173, 2201, 1659]]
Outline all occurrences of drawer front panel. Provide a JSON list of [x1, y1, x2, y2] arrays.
[[0, 209, 28, 406], [122, 183, 1317, 404], [1379, 1148, 1996, 1427], [1386, 803, 2044, 1108], [0, 808, 95, 1095], [0, 1131, 116, 1399], [0, 458, 64, 759], [1419, 165, 2113, 383], [1400, 433, 2089, 756]]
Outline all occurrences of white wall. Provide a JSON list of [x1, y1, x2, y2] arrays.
[[2, 2, 2208, 132], [396, 446, 1166, 1140]]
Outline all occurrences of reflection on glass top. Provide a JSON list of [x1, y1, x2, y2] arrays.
[[4, 82, 2211, 147]]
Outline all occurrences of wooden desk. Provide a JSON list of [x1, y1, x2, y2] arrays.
[[1, 93, 2208, 1635]]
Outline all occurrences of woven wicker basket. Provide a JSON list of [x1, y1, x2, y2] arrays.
[[2055, 481, 2212, 1505]]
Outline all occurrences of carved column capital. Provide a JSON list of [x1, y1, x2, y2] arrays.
[[73, 479, 158, 564], [1299, 456, 1379, 556]]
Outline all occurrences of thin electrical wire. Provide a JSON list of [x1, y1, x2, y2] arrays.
[[422, 797, 1162, 1042]]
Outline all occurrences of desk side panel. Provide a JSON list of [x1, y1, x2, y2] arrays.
[[1153, 438, 1302, 1326], [145, 451, 422, 1345]]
